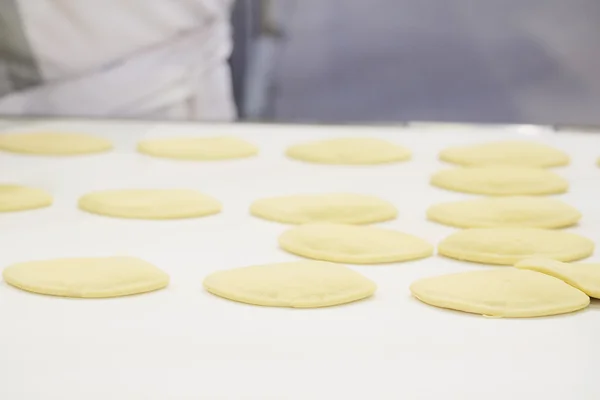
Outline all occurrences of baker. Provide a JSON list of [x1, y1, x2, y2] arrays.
[[0, 0, 236, 121]]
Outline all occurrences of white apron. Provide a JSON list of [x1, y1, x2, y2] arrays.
[[0, 0, 236, 121]]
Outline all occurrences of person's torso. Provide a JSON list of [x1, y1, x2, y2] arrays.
[[0, 0, 232, 93]]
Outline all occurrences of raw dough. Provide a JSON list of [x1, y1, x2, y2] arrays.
[[438, 228, 594, 265], [79, 189, 221, 219], [137, 136, 258, 160], [279, 223, 433, 264], [410, 269, 589, 318], [0, 132, 112, 155], [250, 193, 397, 224], [439, 141, 569, 167], [430, 166, 568, 195], [427, 196, 581, 229], [3, 257, 169, 298], [0, 185, 52, 212], [203, 261, 376, 308], [286, 138, 411, 164], [516, 258, 600, 298]]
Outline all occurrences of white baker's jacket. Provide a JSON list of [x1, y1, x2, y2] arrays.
[[0, 0, 236, 121]]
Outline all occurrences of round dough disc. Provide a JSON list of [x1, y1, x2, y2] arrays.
[[427, 196, 581, 229], [439, 141, 569, 167], [0, 132, 112, 155], [3, 257, 169, 298], [516, 258, 600, 298], [279, 223, 433, 264], [138, 137, 258, 160], [0, 185, 52, 212], [438, 228, 594, 265], [286, 138, 411, 164], [203, 261, 376, 308], [79, 189, 222, 220], [410, 269, 589, 318], [250, 193, 397, 224], [430, 166, 568, 195]]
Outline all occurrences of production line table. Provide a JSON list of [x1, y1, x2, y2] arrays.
[[0, 118, 598, 399]]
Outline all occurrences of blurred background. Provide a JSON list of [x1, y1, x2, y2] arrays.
[[1, 0, 599, 126], [233, 0, 600, 125]]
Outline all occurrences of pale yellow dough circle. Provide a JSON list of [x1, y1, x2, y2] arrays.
[[286, 138, 411, 164], [0, 132, 112, 155], [79, 189, 221, 220], [3, 257, 169, 298], [138, 136, 258, 160], [203, 261, 376, 308], [431, 166, 568, 195], [0, 185, 52, 212], [439, 140, 569, 167], [438, 228, 594, 265], [250, 193, 397, 224], [427, 196, 581, 229], [516, 258, 600, 299], [279, 223, 433, 264], [410, 269, 589, 318]]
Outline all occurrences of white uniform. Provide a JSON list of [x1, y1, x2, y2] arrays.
[[0, 0, 236, 121]]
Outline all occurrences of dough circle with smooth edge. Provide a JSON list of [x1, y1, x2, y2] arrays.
[[3, 257, 169, 298], [79, 189, 221, 219], [439, 140, 569, 167], [250, 193, 397, 224], [203, 261, 376, 308], [410, 269, 589, 318], [286, 138, 411, 164], [430, 166, 568, 195], [137, 136, 257, 160], [438, 228, 594, 265], [0, 132, 112, 155], [0, 185, 53, 212], [279, 223, 433, 264], [427, 196, 581, 229], [516, 258, 600, 298]]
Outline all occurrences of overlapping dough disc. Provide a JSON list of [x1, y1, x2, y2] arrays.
[[430, 166, 568, 195], [250, 193, 397, 224], [410, 269, 589, 318], [439, 141, 569, 167], [438, 228, 594, 265], [427, 197, 581, 229], [516, 258, 600, 298], [0, 132, 112, 155], [2, 257, 169, 298], [203, 261, 376, 308], [79, 189, 221, 219], [138, 137, 258, 160], [279, 223, 433, 264], [286, 138, 411, 164], [0, 185, 52, 212]]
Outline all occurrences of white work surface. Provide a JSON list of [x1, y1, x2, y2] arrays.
[[0, 119, 599, 400]]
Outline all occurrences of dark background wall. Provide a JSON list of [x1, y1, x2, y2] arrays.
[[232, 1, 600, 126]]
